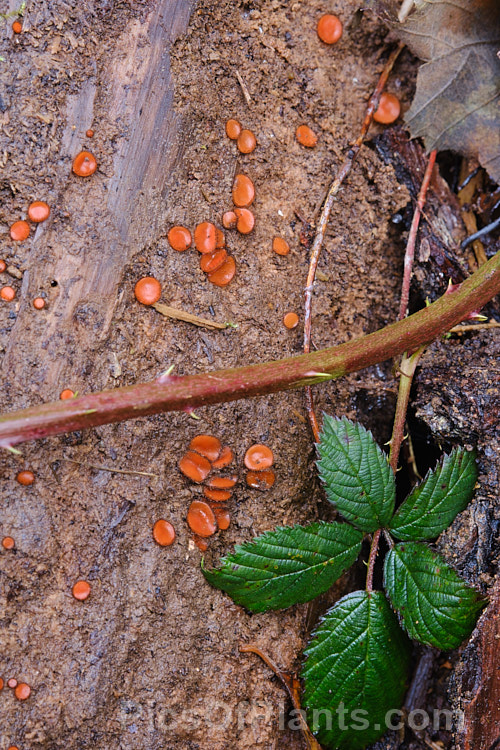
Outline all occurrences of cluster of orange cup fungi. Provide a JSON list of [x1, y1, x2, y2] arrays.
[[4, 134, 98, 309], [177, 435, 276, 549], [179, 434, 236, 549], [170, 221, 237, 286], [0, 674, 31, 701], [145, 119, 260, 298], [244, 444, 276, 491]]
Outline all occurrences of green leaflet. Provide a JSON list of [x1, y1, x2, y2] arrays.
[[302, 591, 411, 750], [390, 448, 478, 541], [384, 542, 485, 650], [202, 521, 363, 613], [317, 416, 395, 532]]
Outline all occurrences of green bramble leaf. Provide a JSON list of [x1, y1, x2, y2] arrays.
[[302, 590, 411, 750], [384, 542, 486, 650], [317, 416, 395, 532], [390, 448, 478, 541], [202, 521, 363, 613]]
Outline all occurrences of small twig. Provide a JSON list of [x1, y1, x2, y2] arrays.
[[461, 215, 500, 250], [449, 320, 500, 333], [398, 150, 437, 321], [235, 70, 252, 107], [240, 644, 323, 750], [152, 302, 237, 330], [63, 458, 158, 478], [457, 160, 488, 267], [303, 43, 404, 439]]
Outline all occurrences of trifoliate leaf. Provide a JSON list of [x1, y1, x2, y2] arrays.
[[384, 542, 485, 650], [317, 416, 395, 532], [390, 448, 477, 541], [302, 590, 411, 750], [202, 522, 363, 613]]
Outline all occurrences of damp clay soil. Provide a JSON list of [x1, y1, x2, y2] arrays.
[[0, 1, 498, 749]]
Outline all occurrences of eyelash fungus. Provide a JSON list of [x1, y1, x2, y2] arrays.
[[27, 201, 50, 223], [134, 276, 162, 305], [373, 92, 401, 124], [295, 124, 318, 148], [168, 225, 192, 252], [283, 311, 299, 329], [236, 129, 257, 154], [72, 151, 98, 177], [14, 683, 31, 700], [178, 435, 240, 548], [152, 519, 176, 546], [16, 470, 35, 486], [317, 13, 343, 45], [72, 580, 91, 601], [272, 237, 290, 256], [9, 220, 30, 241], [1, 286, 16, 302]]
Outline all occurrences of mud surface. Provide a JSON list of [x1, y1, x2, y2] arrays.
[[0, 1, 498, 749]]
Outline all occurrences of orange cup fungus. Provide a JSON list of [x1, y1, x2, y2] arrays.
[[168, 226, 192, 252], [0, 286, 16, 302], [134, 276, 161, 305], [153, 519, 176, 546], [373, 92, 401, 124], [72, 580, 91, 601], [317, 14, 343, 44], [232, 174, 255, 208], [237, 129, 257, 154], [16, 470, 35, 486], [225, 119, 242, 139], [27, 201, 50, 223], [273, 237, 290, 256], [72, 151, 97, 177], [187, 500, 217, 537], [296, 125, 318, 148], [9, 220, 29, 241]]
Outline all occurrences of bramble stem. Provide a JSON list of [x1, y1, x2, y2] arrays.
[[0, 250, 498, 448]]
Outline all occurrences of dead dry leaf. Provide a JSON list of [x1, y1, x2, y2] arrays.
[[397, 0, 500, 182]]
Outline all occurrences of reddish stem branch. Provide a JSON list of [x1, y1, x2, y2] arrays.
[[398, 149, 437, 320], [389, 348, 423, 473], [390, 149, 437, 471], [0, 251, 498, 448], [303, 43, 405, 440], [366, 529, 382, 592]]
